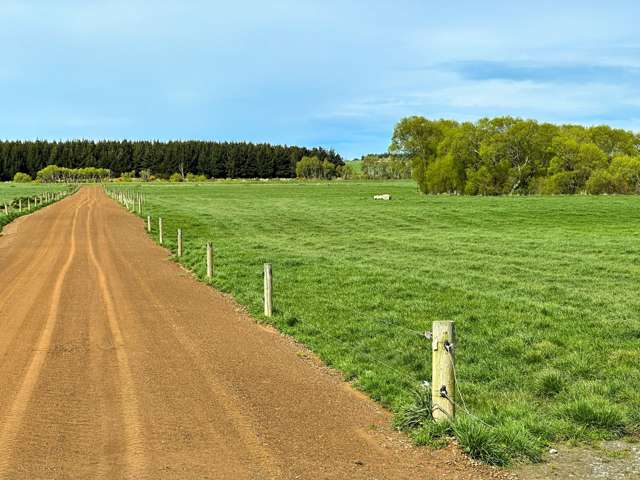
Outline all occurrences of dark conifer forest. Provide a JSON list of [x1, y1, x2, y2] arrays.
[[0, 140, 343, 180]]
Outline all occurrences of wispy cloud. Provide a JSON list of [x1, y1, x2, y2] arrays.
[[444, 61, 640, 85]]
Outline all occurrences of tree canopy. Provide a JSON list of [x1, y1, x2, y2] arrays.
[[390, 116, 640, 194], [36, 165, 111, 183]]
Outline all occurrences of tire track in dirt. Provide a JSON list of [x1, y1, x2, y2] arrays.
[[84, 194, 147, 478], [0, 198, 75, 314], [0, 200, 89, 370], [109, 236, 284, 477], [0, 200, 83, 476]]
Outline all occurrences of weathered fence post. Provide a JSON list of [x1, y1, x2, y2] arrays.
[[147, 215, 151, 233], [4, 203, 8, 215], [19, 199, 22, 212], [27, 198, 31, 211], [432, 320, 456, 422], [137, 196, 141, 213], [206, 242, 213, 279], [177, 229, 183, 257], [264, 263, 273, 317], [159, 218, 163, 245]]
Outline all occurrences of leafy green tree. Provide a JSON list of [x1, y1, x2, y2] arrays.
[[390, 117, 457, 193], [547, 136, 607, 193], [13, 172, 32, 183], [425, 154, 463, 193], [464, 165, 497, 195], [186, 172, 208, 182], [322, 159, 336, 179], [140, 168, 152, 182], [336, 164, 354, 179], [296, 156, 323, 179], [585, 169, 625, 194], [118, 170, 136, 182], [608, 155, 640, 193]]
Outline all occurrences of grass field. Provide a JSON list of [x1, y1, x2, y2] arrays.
[[0, 183, 69, 204], [111, 180, 639, 464], [0, 183, 71, 230]]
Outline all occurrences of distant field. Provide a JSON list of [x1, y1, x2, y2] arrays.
[[0, 183, 71, 230], [109, 180, 640, 464], [344, 159, 362, 173], [0, 182, 68, 204]]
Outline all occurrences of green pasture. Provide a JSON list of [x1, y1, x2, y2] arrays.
[[108, 180, 640, 464], [0, 182, 71, 230], [0, 182, 69, 204]]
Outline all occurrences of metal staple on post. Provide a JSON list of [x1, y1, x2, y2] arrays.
[[432, 320, 456, 422], [264, 263, 273, 317]]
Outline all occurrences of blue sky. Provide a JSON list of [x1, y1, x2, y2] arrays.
[[1, 1, 639, 158]]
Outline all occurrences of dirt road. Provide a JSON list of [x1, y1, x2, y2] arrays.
[[0, 188, 498, 479]]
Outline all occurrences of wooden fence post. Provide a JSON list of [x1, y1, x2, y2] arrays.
[[264, 263, 273, 317], [4, 203, 8, 215], [19, 199, 22, 212], [206, 242, 213, 279], [432, 320, 456, 422], [177, 229, 183, 257], [159, 218, 163, 245], [147, 215, 151, 233]]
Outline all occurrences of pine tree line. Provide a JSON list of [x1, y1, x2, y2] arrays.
[[0, 140, 343, 181]]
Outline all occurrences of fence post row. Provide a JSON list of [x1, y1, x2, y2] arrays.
[[432, 320, 456, 423]]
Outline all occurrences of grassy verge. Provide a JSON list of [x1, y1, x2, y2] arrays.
[[107, 180, 640, 465]]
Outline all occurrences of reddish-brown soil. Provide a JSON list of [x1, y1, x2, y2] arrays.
[[0, 187, 507, 479]]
